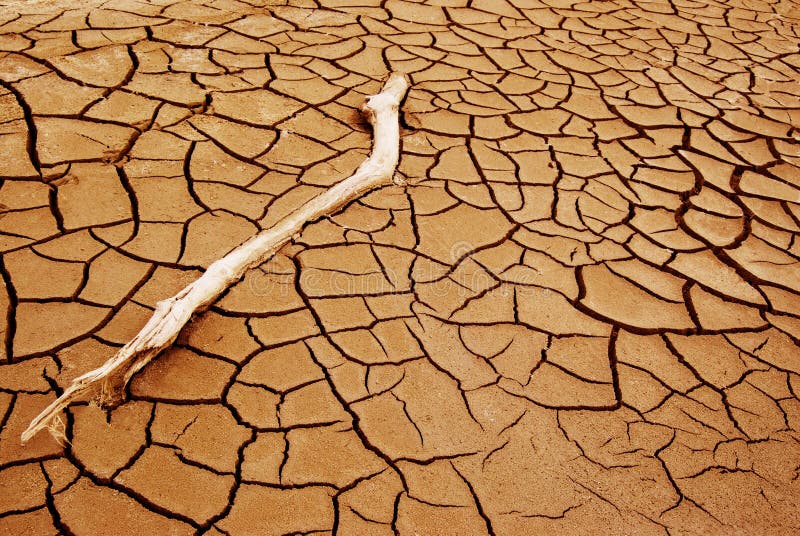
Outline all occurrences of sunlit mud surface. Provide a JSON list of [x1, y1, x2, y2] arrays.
[[1, 0, 799, 534]]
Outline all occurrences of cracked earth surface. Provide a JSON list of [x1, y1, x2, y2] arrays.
[[0, 0, 799, 534]]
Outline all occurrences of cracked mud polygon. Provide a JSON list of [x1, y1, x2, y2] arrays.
[[1, 0, 799, 534]]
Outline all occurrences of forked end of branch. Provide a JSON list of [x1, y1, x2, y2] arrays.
[[363, 72, 409, 110]]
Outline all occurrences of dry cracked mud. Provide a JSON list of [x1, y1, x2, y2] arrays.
[[0, 0, 799, 534]]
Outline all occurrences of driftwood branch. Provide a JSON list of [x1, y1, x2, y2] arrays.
[[23, 72, 410, 443]]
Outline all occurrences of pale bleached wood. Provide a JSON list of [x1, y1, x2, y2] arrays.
[[22, 72, 410, 443]]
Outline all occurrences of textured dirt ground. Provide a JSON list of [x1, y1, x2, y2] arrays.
[[0, 0, 799, 534]]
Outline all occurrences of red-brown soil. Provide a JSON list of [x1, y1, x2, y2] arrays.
[[0, 0, 799, 534]]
